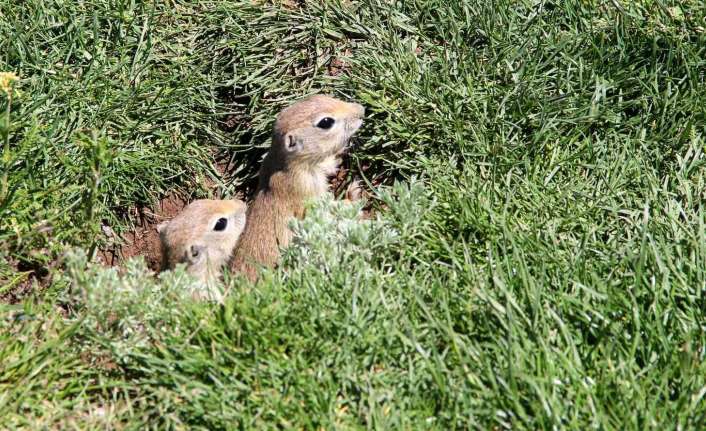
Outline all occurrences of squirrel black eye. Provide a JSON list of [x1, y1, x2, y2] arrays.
[[213, 218, 228, 231], [316, 117, 335, 129]]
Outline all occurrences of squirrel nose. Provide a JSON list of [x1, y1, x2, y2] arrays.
[[190, 244, 205, 259]]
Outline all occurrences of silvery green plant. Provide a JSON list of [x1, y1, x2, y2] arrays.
[[63, 182, 432, 357], [65, 250, 200, 358], [282, 181, 431, 279]]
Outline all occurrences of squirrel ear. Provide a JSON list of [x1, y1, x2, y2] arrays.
[[156, 220, 169, 234]]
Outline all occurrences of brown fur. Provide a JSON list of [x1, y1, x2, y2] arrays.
[[231, 94, 365, 280], [159, 199, 247, 288]]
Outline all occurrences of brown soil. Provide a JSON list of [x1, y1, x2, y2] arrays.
[[97, 193, 187, 271], [1, 255, 54, 304], [328, 48, 352, 77], [1, 274, 40, 304]]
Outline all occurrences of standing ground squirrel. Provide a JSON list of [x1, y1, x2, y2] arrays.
[[231, 94, 365, 280], [158, 199, 247, 296]]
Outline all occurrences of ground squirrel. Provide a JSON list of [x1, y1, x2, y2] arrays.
[[231, 94, 365, 280], [158, 199, 247, 295]]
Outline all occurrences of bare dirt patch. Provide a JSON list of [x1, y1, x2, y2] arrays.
[[328, 48, 352, 77], [0, 256, 54, 304], [97, 194, 187, 271]]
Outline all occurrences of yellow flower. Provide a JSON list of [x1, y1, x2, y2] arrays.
[[0, 72, 19, 95]]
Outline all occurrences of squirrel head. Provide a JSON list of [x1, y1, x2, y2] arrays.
[[158, 199, 246, 282], [271, 94, 365, 165]]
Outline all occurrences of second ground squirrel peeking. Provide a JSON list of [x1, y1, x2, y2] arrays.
[[158, 199, 247, 298], [232, 94, 365, 280]]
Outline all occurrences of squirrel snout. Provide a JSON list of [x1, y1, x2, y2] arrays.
[[190, 244, 205, 260], [352, 103, 365, 119]]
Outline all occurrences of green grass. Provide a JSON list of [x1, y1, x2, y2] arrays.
[[2, 0, 706, 428]]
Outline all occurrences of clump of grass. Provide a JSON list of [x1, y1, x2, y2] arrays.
[[2, 0, 706, 428]]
